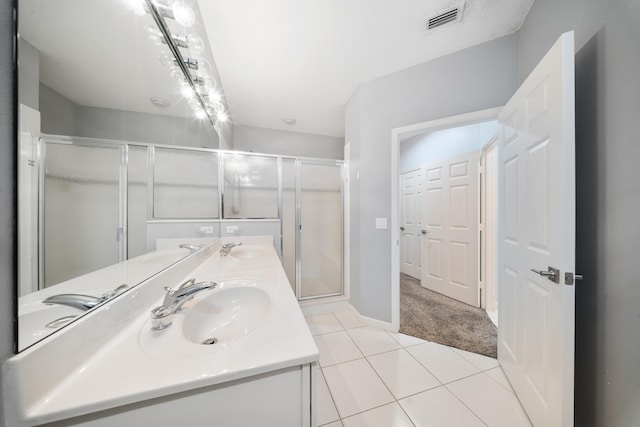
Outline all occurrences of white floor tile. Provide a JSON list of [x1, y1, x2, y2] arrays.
[[452, 347, 500, 371], [486, 366, 515, 392], [306, 313, 344, 336], [368, 349, 441, 399], [399, 386, 485, 427], [347, 326, 402, 356], [447, 373, 532, 427], [407, 342, 481, 384], [315, 331, 363, 367], [341, 402, 414, 427], [317, 369, 340, 426], [334, 310, 367, 329], [323, 359, 395, 418], [319, 421, 343, 427], [388, 331, 428, 347]]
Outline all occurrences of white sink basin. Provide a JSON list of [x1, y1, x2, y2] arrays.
[[182, 285, 271, 345]]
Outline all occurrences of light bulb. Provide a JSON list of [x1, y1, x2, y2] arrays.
[[207, 89, 222, 103], [195, 109, 207, 120], [172, 1, 195, 27], [186, 34, 205, 56], [217, 112, 228, 122], [212, 102, 225, 113], [180, 85, 195, 99], [203, 76, 217, 91]]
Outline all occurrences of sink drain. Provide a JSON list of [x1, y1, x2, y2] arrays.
[[202, 337, 218, 345]]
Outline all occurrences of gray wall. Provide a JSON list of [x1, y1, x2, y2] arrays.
[[39, 83, 76, 135], [518, 1, 640, 425], [345, 34, 518, 321], [39, 83, 220, 148], [0, 0, 17, 426], [233, 124, 344, 159], [18, 38, 38, 111]]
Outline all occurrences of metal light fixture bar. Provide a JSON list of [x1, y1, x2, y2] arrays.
[[162, 36, 188, 49], [144, 0, 215, 126]]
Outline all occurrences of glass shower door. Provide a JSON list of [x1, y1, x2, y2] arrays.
[[43, 142, 124, 287], [298, 161, 343, 299]]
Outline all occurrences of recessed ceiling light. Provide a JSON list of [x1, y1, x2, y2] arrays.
[[283, 116, 296, 125], [150, 97, 170, 108]]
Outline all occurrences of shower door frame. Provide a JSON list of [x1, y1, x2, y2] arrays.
[[295, 159, 345, 301], [37, 135, 129, 290]]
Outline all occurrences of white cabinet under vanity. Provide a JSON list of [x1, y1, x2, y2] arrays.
[[3, 237, 319, 427], [42, 364, 316, 427]]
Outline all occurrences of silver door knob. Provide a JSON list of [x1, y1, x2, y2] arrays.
[[531, 266, 560, 284], [400, 227, 405, 231], [421, 229, 428, 235]]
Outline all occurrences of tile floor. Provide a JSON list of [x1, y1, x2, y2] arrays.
[[306, 311, 532, 427]]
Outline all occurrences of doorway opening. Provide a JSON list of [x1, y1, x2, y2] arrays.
[[391, 107, 500, 357]]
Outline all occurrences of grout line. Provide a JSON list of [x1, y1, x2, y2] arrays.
[[484, 366, 517, 395], [317, 365, 343, 425], [317, 310, 525, 426], [444, 376, 490, 427]]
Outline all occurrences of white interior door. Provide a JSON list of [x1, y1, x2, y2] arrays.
[[497, 32, 575, 427], [400, 169, 422, 279], [421, 152, 479, 306]]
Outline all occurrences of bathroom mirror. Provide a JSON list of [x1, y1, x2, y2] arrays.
[[17, 0, 223, 350]]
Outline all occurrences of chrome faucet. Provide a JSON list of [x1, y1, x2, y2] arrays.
[[179, 243, 202, 253], [150, 278, 217, 330], [43, 284, 129, 311], [220, 241, 242, 256], [162, 278, 217, 311], [42, 294, 102, 311]]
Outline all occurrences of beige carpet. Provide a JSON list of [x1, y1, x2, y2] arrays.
[[400, 273, 497, 358]]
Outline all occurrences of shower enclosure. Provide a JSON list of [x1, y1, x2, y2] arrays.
[[29, 135, 345, 301]]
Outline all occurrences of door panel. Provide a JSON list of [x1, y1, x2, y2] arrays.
[[497, 32, 575, 427], [400, 169, 422, 278], [421, 152, 479, 306]]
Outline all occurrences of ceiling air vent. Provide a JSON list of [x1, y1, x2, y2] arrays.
[[426, 2, 465, 30]]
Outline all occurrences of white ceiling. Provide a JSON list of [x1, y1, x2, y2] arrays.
[[198, 0, 534, 138]]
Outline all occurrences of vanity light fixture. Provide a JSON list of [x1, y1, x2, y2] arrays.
[[144, 0, 226, 125]]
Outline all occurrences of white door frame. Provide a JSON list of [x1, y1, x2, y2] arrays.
[[390, 107, 501, 330], [480, 135, 498, 312]]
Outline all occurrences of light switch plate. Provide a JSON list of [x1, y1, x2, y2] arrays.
[[375, 218, 388, 229]]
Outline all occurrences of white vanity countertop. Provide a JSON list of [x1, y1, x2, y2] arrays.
[[9, 240, 318, 425], [17, 246, 196, 350]]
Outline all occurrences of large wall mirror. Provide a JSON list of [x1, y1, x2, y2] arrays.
[[17, 0, 228, 350]]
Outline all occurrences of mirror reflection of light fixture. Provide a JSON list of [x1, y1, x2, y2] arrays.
[[143, 0, 228, 125]]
